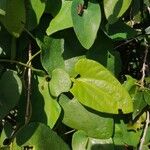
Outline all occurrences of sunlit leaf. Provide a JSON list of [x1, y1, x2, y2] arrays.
[[46, 1, 73, 35], [71, 58, 133, 114], [104, 0, 132, 24]]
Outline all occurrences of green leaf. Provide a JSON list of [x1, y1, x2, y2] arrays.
[[123, 75, 137, 92], [46, 1, 73, 35], [71, 0, 101, 49], [72, 130, 88, 150], [45, 0, 62, 16], [0, 25, 12, 58], [144, 126, 150, 145], [132, 91, 147, 119], [31, 75, 61, 128], [50, 69, 71, 97], [0, 0, 7, 16], [113, 121, 142, 148], [41, 36, 65, 76], [0, 122, 13, 147], [59, 94, 114, 139], [25, 0, 46, 31], [71, 58, 133, 114], [65, 56, 86, 77], [86, 30, 121, 76], [0, 0, 26, 37], [72, 131, 114, 150], [15, 122, 70, 150], [0, 70, 22, 120], [143, 89, 150, 105], [104, 0, 132, 24], [123, 127, 142, 147], [107, 20, 137, 40], [87, 138, 114, 150]]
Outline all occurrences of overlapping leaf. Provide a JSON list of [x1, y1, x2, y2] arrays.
[[71, 0, 101, 49], [41, 36, 65, 76], [59, 94, 113, 139], [14, 122, 70, 150], [46, 1, 73, 35], [31, 75, 61, 128], [71, 59, 133, 114], [26, 0, 46, 31], [104, 0, 132, 24], [72, 130, 114, 150]]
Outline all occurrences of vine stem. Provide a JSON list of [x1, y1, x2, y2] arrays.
[[0, 59, 44, 73], [139, 46, 148, 88], [22, 50, 41, 77], [139, 111, 149, 150], [138, 41, 149, 150]]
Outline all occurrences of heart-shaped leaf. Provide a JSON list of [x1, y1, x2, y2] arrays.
[[104, 0, 132, 24], [71, 58, 133, 114], [50, 69, 71, 97], [0, 70, 22, 120], [59, 94, 113, 139], [0, 0, 26, 37], [46, 1, 73, 35], [14, 122, 70, 150], [71, 0, 101, 49]]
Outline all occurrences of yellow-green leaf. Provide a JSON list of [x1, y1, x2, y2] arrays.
[[71, 58, 133, 114]]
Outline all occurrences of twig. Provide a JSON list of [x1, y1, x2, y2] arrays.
[[23, 50, 41, 77], [139, 111, 149, 150], [114, 34, 142, 50], [138, 40, 149, 150], [64, 129, 76, 135], [0, 59, 45, 73], [25, 43, 32, 124], [139, 46, 148, 88]]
